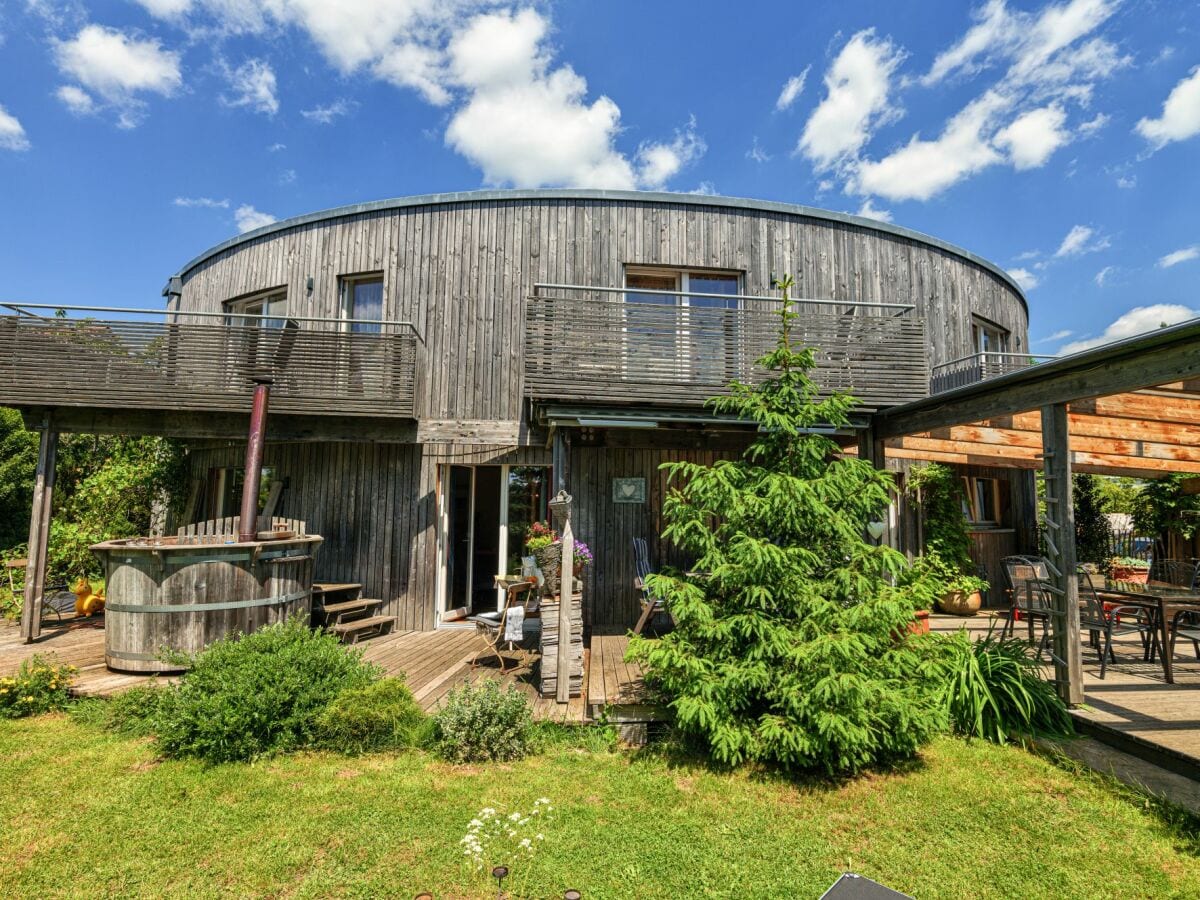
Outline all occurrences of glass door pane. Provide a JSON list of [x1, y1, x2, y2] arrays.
[[348, 279, 383, 333], [686, 273, 739, 383], [445, 466, 474, 615], [625, 272, 680, 380], [504, 466, 550, 575]]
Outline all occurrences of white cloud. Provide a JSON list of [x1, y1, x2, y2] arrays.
[[1136, 65, 1200, 149], [1054, 224, 1109, 257], [852, 91, 1006, 202], [444, 8, 702, 189], [1007, 267, 1039, 291], [56, 84, 96, 115], [301, 98, 356, 124], [636, 117, 706, 189], [993, 104, 1068, 168], [174, 196, 229, 208], [267, 142, 286, 152], [1035, 329, 1073, 343], [854, 198, 893, 223], [1077, 111, 1109, 137], [1116, 174, 1135, 189], [921, 0, 1016, 86], [775, 66, 810, 111], [798, 29, 905, 170], [135, 0, 193, 17], [1094, 265, 1114, 286], [220, 58, 278, 115], [1059, 304, 1200, 354], [689, 181, 718, 196], [746, 136, 771, 163], [1158, 245, 1199, 268], [234, 204, 276, 233], [53, 25, 182, 127], [0, 103, 30, 151], [279, 168, 297, 185]]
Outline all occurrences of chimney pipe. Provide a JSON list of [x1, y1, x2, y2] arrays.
[[238, 376, 273, 543]]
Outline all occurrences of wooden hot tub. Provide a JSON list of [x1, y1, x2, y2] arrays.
[[91, 533, 322, 672]]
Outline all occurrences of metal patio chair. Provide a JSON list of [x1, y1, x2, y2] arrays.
[[1078, 569, 1156, 679], [469, 577, 537, 674], [1000, 555, 1052, 647], [631, 537, 660, 635]]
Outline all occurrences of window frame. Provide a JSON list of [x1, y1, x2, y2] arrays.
[[961, 475, 1003, 527], [339, 272, 385, 333], [223, 287, 287, 328]]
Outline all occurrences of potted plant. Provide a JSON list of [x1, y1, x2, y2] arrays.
[[1106, 555, 1150, 584], [525, 523, 593, 595], [901, 550, 988, 618], [905, 464, 988, 618]]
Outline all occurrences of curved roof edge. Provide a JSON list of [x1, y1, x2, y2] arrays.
[[169, 188, 1027, 312]]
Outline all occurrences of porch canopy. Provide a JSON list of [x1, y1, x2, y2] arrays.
[[862, 317, 1200, 705]]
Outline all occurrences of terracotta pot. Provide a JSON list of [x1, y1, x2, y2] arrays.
[[938, 589, 982, 616], [1109, 566, 1149, 584], [908, 609, 931, 635]]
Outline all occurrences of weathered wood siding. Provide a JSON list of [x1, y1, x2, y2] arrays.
[[178, 197, 1028, 424]]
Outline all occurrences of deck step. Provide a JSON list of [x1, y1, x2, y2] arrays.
[[312, 582, 363, 596], [318, 597, 382, 617], [331, 615, 396, 644]]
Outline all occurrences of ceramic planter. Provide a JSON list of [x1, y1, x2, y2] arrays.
[[938, 589, 982, 616]]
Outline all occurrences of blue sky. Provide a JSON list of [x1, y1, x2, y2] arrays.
[[0, 0, 1197, 353]]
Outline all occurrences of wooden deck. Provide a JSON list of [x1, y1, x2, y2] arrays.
[[0, 618, 651, 724]]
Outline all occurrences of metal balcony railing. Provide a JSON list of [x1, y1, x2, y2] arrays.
[[523, 284, 929, 411], [930, 351, 1056, 394], [0, 304, 419, 418]]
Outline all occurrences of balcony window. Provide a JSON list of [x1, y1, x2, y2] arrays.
[[624, 267, 741, 382], [341, 274, 384, 334], [225, 289, 286, 328]]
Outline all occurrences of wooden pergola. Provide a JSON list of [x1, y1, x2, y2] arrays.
[[860, 318, 1200, 704]]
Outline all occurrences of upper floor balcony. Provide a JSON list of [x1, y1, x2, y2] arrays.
[[930, 351, 1057, 395], [523, 283, 930, 413], [0, 304, 419, 420]]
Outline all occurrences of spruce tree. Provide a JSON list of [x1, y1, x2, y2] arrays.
[[629, 276, 946, 774], [1073, 473, 1112, 566]]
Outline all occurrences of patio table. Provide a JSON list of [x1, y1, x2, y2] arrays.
[[1096, 580, 1200, 684]]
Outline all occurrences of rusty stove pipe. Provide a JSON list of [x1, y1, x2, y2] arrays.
[[238, 376, 273, 543]]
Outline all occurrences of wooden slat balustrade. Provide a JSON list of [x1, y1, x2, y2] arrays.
[[524, 292, 929, 411], [0, 313, 418, 418]]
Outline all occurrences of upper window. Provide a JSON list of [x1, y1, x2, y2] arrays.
[[625, 267, 741, 308], [341, 273, 384, 333], [225, 289, 286, 328], [972, 318, 1010, 355], [961, 476, 1002, 526]]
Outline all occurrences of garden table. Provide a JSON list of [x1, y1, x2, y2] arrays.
[[1096, 580, 1200, 684]]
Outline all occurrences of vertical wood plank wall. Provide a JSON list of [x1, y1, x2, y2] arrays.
[[176, 197, 1029, 630], [179, 199, 1029, 424]]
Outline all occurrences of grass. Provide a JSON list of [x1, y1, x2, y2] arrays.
[[1, 715, 1198, 899]]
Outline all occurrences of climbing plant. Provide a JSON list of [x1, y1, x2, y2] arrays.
[[907, 462, 973, 574], [628, 275, 946, 775]]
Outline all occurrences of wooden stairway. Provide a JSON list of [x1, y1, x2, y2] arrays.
[[312, 583, 396, 644]]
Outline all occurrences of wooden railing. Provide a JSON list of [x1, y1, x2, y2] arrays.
[[0, 305, 419, 418], [931, 351, 1055, 394], [523, 285, 929, 411]]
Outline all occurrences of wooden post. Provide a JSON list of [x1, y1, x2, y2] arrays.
[[21, 420, 58, 643], [1040, 402, 1083, 705], [557, 517, 575, 704]]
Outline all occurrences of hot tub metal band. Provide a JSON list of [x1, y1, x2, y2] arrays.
[[105, 588, 311, 614]]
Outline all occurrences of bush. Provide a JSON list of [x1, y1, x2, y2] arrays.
[[314, 678, 429, 754], [0, 656, 75, 718], [153, 619, 379, 763], [936, 630, 1073, 744], [434, 680, 533, 763]]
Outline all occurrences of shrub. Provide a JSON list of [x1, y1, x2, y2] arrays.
[[935, 630, 1073, 744], [434, 680, 533, 763], [0, 656, 75, 718], [314, 678, 429, 754], [153, 618, 379, 763], [629, 276, 946, 774], [1074, 474, 1113, 566]]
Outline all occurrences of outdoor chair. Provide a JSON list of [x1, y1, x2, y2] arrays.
[[469, 578, 537, 674], [1078, 569, 1156, 679], [631, 537, 662, 636], [1000, 555, 1052, 647], [1168, 610, 1200, 664]]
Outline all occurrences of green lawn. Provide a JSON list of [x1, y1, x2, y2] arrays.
[[1, 715, 1197, 899]]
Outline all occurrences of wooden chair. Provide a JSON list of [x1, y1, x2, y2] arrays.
[[632, 537, 662, 636], [469, 578, 537, 673]]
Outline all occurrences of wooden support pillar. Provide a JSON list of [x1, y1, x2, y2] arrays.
[[21, 420, 58, 643], [1040, 402, 1084, 705], [552, 427, 570, 494]]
